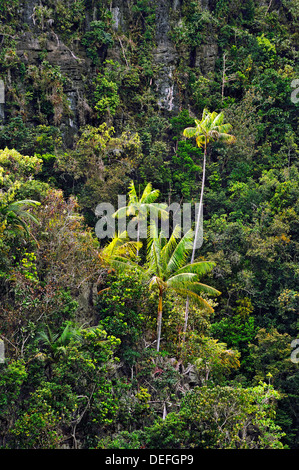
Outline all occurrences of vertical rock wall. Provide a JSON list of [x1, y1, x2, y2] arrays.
[[6, 0, 221, 144]]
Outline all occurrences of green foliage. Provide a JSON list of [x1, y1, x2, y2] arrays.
[[97, 430, 144, 449], [25, 61, 70, 126], [0, 0, 19, 20], [82, 19, 113, 66], [0, 0, 299, 450], [256, 34, 277, 67], [170, 4, 217, 47], [210, 314, 257, 374], [190, 335, 241, 384], [94, 63, 120, 119], [0, 147, 42, 178], [249, 328, 294, 384], [144, 413, 188, 449], [171, 140, 201, 199], [0, 117, 36, 155], [0, 323, 122, 448], [10, 388, 62, 448], [0, 360, 28, 445], [0, 149, 45, 244], [0, 118, 61, 156], [52, 0, 86, 39], [96, 270, 149, 364], [144, 383, 284, 449], [0, 360, 27, 408]]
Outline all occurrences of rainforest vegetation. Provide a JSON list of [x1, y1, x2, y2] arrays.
[[0, 0, 298, 450]]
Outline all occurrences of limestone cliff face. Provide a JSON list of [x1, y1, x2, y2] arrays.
[[1, 0, 221, 145], [9, 0, 93, 145], [106, 0, 218, 114], [4, 0, 281, 147]]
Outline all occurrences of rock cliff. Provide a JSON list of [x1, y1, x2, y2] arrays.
[[0, 0, 223, 144]]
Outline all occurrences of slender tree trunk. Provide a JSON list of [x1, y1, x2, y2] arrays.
[[137, 217, 140, 258], [162, 402, 167, 420], [191, 144, 206, 263], [221, 53, 226, 104], [157, 291, 163, 352], [183, 143, 207, 339], [183, 296, 190, 339]]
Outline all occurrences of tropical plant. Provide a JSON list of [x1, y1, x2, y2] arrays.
[[112, 181, 168, 258], [182, 108, 235, 335], [146, 224, 221, 352], [98, 230, 143, 273], [0, 199, 40, 238], [144, 383, 284, 449], [36, 322, 84, 378], [183, 108, 236, 263]]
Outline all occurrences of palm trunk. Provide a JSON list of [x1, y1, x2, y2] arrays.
[[137, 217, 140, 258], [157, 290, 163, 352], [183, 144, 207, 339], [191, 144, 206, 263], [183, 296, 190, 337]]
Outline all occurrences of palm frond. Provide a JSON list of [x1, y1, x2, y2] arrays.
[[216, 132, 236, 145], [144, 202, 169, 220], [166, 229, 194, 274], [37, 326, 59, 348], [188, 281, 221, 297], [183, 126, 197, 138], [146, 222, 163, 277], [112, 206, 128, 219], [195, 135, 206, 148], [58, 323, 73, 345], [211, 111, 224, 127], [201, 110, 213, 131], [101, 231, 141, 257], [173, 287, 215, 312], [166, 272, 198, 289], [141, 185, 158, 204], [184, 108, 235, 149], [55, 345, 68, 357], [214, 122, 232, 134], [174, 260, 216, 277], [160, 224, 181, 267], [139, 182, 153, 202], [149, 275, 166, 291], [7, 199, 41, 208], [128, 181, 138, 205]]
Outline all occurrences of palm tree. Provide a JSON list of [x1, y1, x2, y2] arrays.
[[97, 230, 146, 296], [99, 230, 142, 267], [183, 109, 236, 263], [112, 181, 168, 258], [0, 199, 40, 238], [98, 230, 144, 279], [182, 109, 235, 336], [36, 323, 87, 378], [146, 223, 221, 352], [35, 322, 110, 379]]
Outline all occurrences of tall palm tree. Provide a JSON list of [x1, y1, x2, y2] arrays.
[[183, 109, 236, 263], [146, 223, 221, 352], [182, 109, 235, 336], [112, 181, 168, 258]]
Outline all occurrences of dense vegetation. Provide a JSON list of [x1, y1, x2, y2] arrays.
[[0, 0, 298, 449]]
